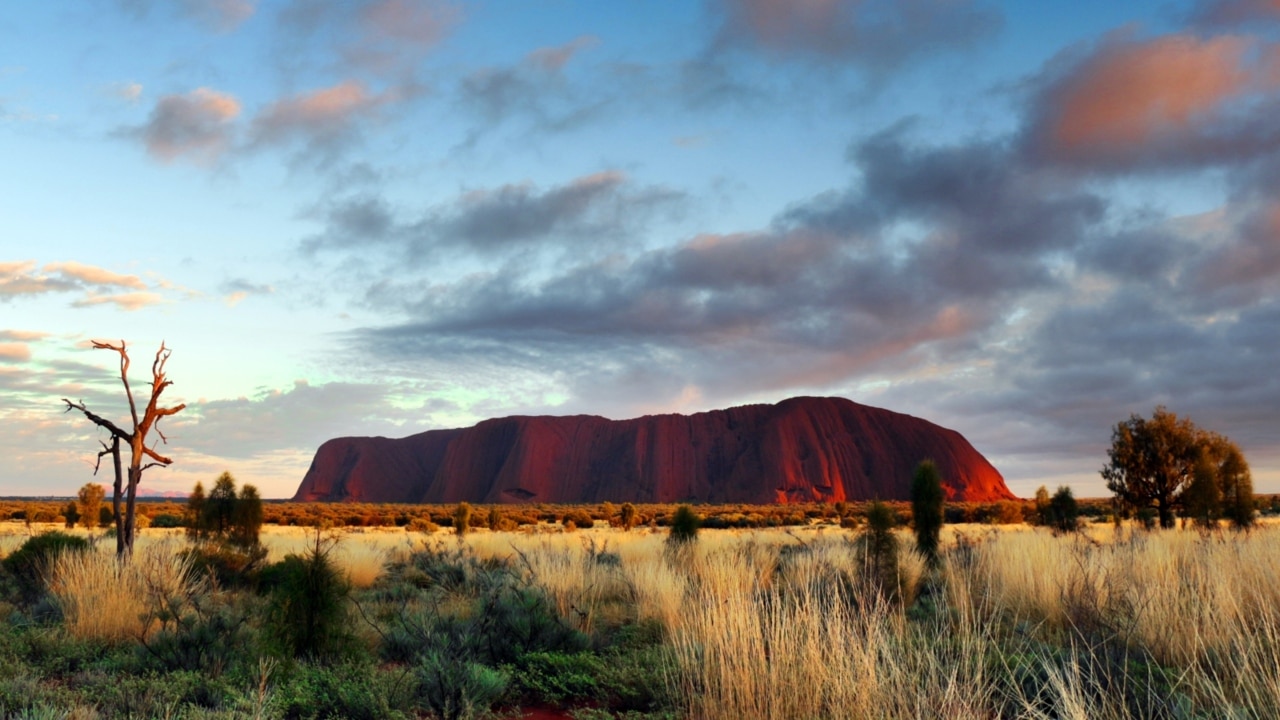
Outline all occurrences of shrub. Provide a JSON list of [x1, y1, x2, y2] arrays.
[[910, 460, 944, 565], [412, 651, 509, 720], [77, 483, 105, 530], [561, 509, 595, 529], [264, 533, 352, 661], [863, 500, 899, 603], [620, 502, 638, 531], [62, 502, 80, 529], [513, 651, 606, 707], [2, 531, 90, 603], [150, 513, 184, 528], [50, 543, 199, 644], [453, 503, 473, 537], [1047, 486, 1080, 534], [667, 505, 700, 545]]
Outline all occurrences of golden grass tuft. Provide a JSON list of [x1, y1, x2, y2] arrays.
[[47, 541, 199, 644]]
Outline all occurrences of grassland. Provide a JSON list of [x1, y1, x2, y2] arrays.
[[2, 511, 1280, 719]]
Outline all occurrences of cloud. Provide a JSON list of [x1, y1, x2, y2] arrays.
[[1188, 0, 1280, 28], [456, 37, 608, 139], [127, 88, 241, 163], [709, 0, 1001, 71], [43, 261, 147, 290], [117, 0, 256, 32], [0, 330, 50, 342], [0, 343, 31, 363], [220, 278, 274, 306], [108, 82, 143, 102], [71, 292, 167, 311], [1, 261, 78, 298], [1023, 31, 1280, 171], [276, 0, 460, 78], [249, 80, 395, 156], [304, 171, 686, 259]]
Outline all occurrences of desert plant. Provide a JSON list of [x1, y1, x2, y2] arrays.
[[62, 502, 80, 529], [265, 531, 352, 661], [231, 484, 264, 548], [413, 651, 509, 720], [1046, 486, 1079, 534], [453, 503, 473, 537], [668, 505, 700, 545], [863, 500, 900, 602], [620, 502, 638, 531], [910, 460, 944, 566], [1182, 451, 1222, 529], [76, 483, 105, 530], [3, 531, 90, 603]]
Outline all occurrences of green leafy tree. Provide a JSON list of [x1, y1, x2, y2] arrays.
[[231, 484, 264, 547], [203, 472, 238, 536], [1181, 451, 1222, 529], [1033, 486, 1051, 525], [63, 502, 80, 529], [77, 482, 105, 530], [1046, 486, 1079, 534], [1102, 407, 1204, 528], [910, 460, 945, 566], [1207, 436, 1255, 529], [185, 481, 207, 540]]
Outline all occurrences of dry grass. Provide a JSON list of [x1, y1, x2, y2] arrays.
[[47, 541, 199, 644]]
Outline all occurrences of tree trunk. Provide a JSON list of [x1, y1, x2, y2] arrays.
[[110, 437, 125, 557]]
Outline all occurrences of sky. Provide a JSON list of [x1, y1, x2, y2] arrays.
[[2, 0, 1279, 500]]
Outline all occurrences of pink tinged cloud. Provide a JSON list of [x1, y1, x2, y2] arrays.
[[43, 261, 146, 289], [251, 81, 389, 144], [1035, 34, 1280, 159], [185, 0, 256, 32], [0, 343, 31, 363], [71, 292, 166, 311], [139, 88, 240, 163], [361, 0, 459, 47], [0, 330, 49, 342]]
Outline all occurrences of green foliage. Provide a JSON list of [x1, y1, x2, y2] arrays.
[[275, 661, 404, 720], [204, 472, 238, 537], [265, 532, 352, 662], [453, 502, 473, 537], [1034, 486, 1051, 525], [1, 532, 90, 603], [512, 651, 606, 707], [910, 460, 945, 565], [150, 512, 184, 528], [863, 500, 900, 603], [135, 591, 255, 677], [1046, 486, 1079, 534], [1211, 438, 1255, 529], [186, 481, 207, 540], [76, 483, 104, 530], [1182, 451, 1222, 529], [181, 542, 268, 589], [97, 506, 114, 528], [230, 484, 263, 547], [667, 504, 700, 545], [412, 651, 509, 720], [61, 502, 79, 530]]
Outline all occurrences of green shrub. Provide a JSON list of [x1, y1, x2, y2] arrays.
[[1047, 486, 1080, 534], [276, 662, 403, 720], [863, 500, 899, 603], [412, 651, 509, 720], [513, 651, 605, 707], [2, 532, 90, 603], [910, 460, 945, 565], [149, 513, 184, 528], [265, 534, 352, 662], [667, 505, 700, 545], [180, 542, 267, 589]]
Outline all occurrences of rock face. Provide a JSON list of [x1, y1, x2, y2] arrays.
[[293, 396, 1014, 503]]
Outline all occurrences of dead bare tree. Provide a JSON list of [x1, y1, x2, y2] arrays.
[[63, 341, 185, 557]]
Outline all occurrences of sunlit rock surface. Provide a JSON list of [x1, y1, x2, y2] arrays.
[[293, 396, 1014, 503]]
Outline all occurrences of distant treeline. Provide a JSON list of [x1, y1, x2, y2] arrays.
[[5, 496, 1279, 531]]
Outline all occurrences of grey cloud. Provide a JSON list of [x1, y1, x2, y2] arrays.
[[1187, 0, 1280, 28], [123, 88, 240, 164], [116, 0, 256, 32], [304, 171, 686, 259], [709, 0, 1001, 72], [275, 0, 459, 80]]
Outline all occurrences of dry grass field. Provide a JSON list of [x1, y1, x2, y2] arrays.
[[3, 516, 1280, 718]]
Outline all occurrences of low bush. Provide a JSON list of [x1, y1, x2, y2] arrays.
[[2, 532, 90, 603]]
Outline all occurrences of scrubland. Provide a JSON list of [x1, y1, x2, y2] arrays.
[[2, 516, 1280, 719]]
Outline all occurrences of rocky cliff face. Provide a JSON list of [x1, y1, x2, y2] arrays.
[[293, 396, 1014, 503]]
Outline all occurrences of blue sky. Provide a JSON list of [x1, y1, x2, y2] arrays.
[[3, 0, 1279, 499]]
